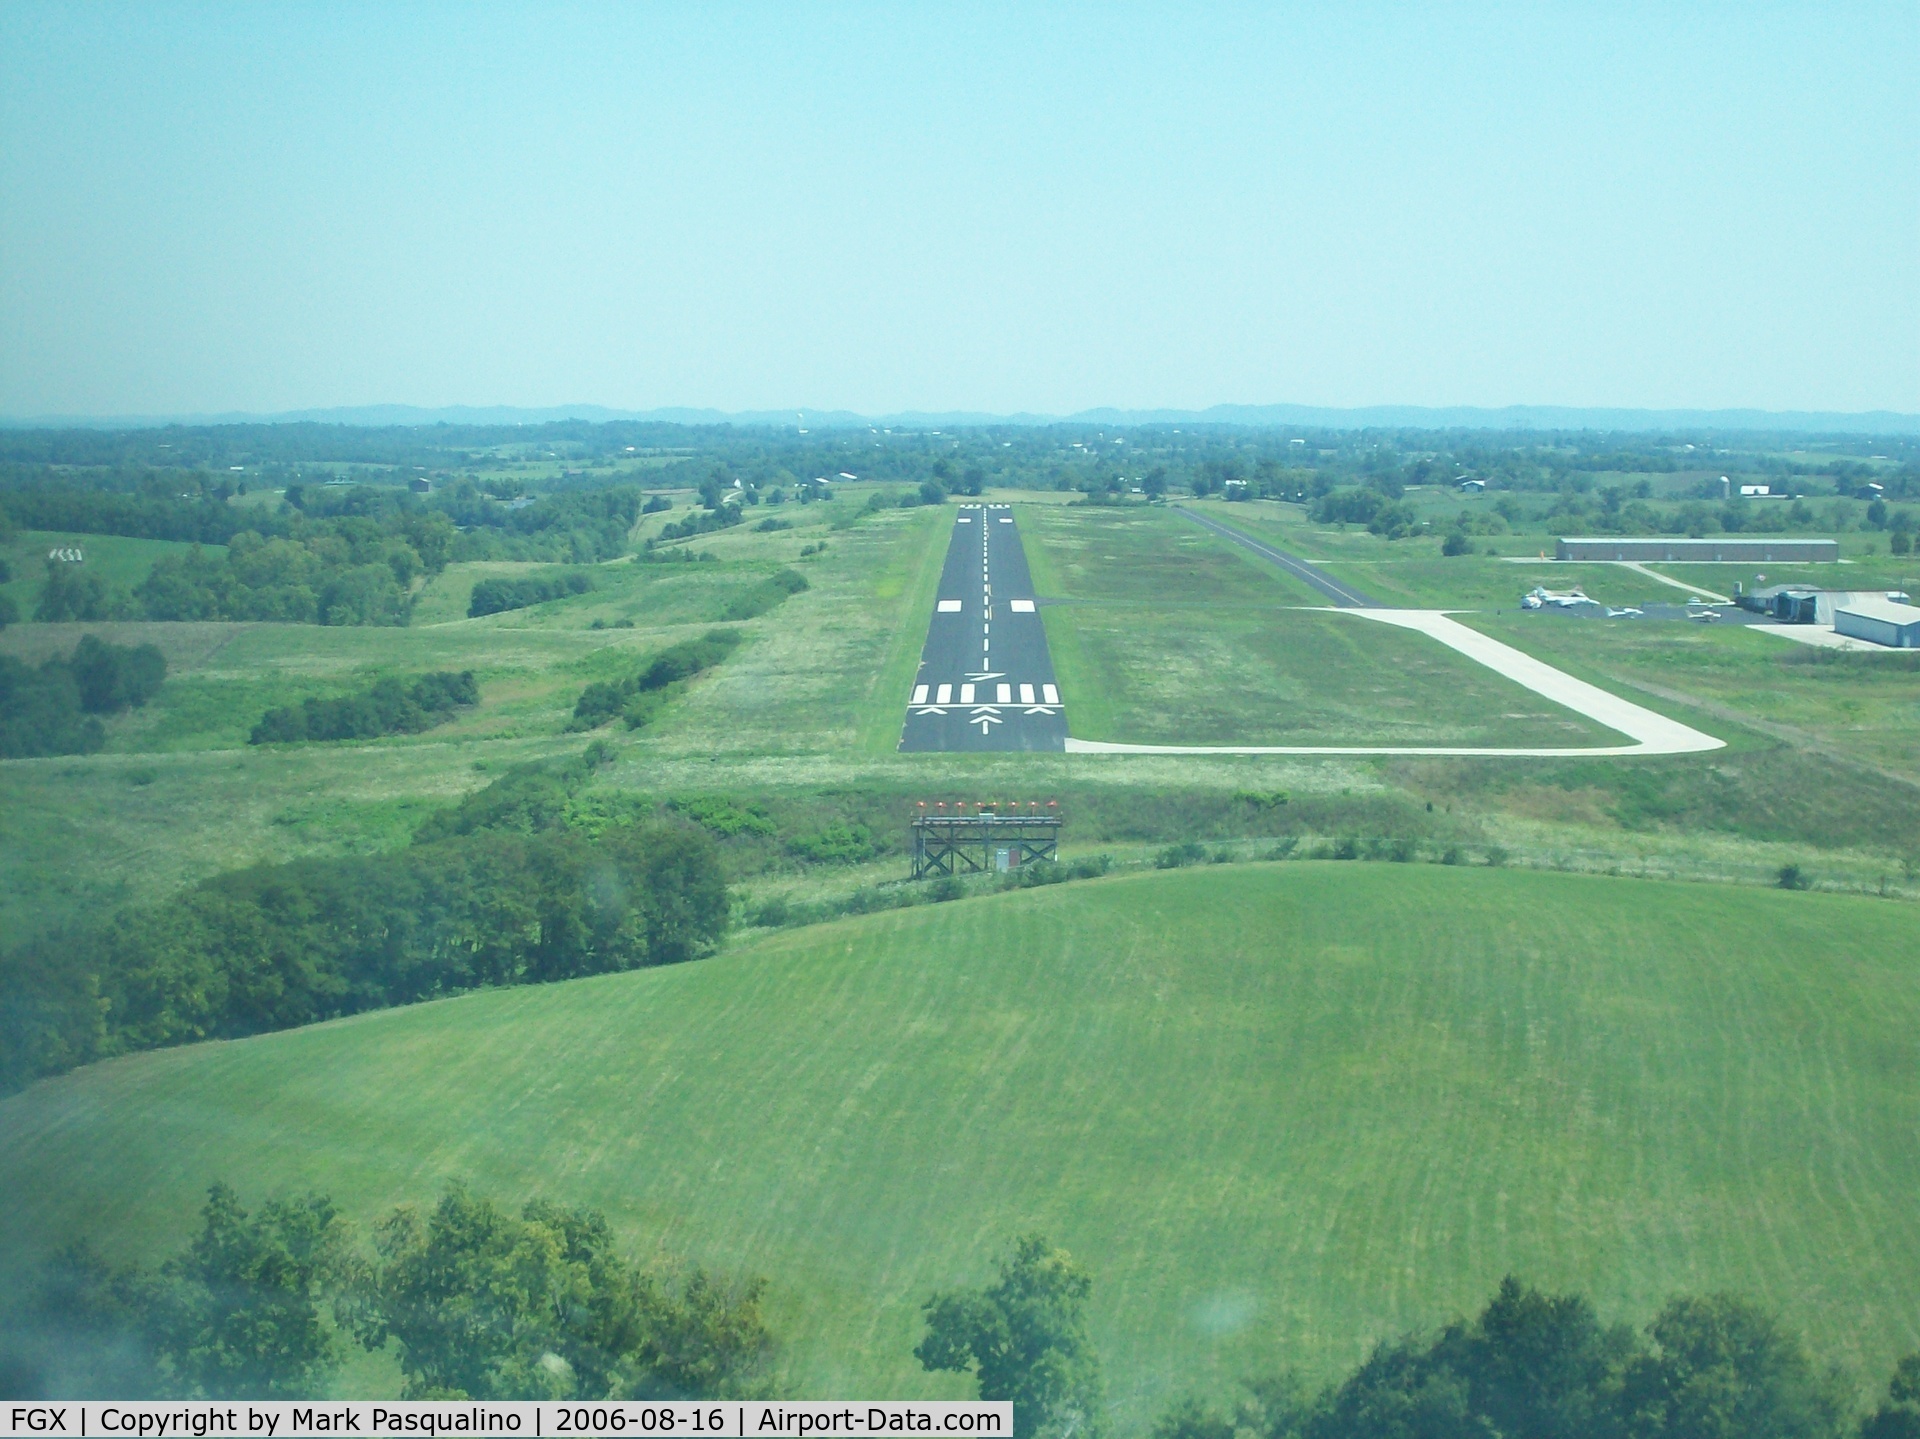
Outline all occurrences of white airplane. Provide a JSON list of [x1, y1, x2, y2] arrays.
[[1605, 606, 1643, 618], [1522, 585, 1592, 610]]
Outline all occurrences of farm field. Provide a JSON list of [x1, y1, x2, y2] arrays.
[[1021, 505, 1622, 747], [2, 864, 1915, 1419]]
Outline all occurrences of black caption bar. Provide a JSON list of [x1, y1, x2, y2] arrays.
[[2, 1404, 1011, 1439]]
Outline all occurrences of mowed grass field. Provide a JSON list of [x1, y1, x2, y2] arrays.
[[1, 530, 220, 616], [3, 864, 1914, 1417], [1021, 505, 1621, 747]]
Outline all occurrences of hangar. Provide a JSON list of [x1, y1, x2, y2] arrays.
[[1557, 537, 1839, 563], [1834, 597, 1920, 648]]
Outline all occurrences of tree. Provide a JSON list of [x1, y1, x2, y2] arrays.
[[143, 1183, 354, 1399], [1442, 531, 1472, 556], [35, 559, 117, 622], [351, 1185, 617, 1398], [1860, 1353, 1920, 1439], [68, 635, 166, 713], [916, 1235, 1103, 1439], [1618, 1294, 1849, 1439], [349, 1187, 772, 1400]]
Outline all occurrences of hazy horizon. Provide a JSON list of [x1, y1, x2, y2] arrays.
[[3, 3, 1916, 418]]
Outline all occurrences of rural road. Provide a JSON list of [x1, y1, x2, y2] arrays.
[[898, 505, 1068, 752], [1176, 506, 1378, 606], [1066, 608, 1726, 757]]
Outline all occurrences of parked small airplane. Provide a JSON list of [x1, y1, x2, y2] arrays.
[[1522, 585, 1592, 610], [1605, 606, 1644, 618]]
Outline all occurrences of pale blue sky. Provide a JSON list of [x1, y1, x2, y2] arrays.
[[2, 3, 1915, 417]]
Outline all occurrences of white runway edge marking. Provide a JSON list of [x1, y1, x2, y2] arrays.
[[1064, 609, 1725, 758], [1009, 599, 1036, 612], [937, 599, 963, 612]]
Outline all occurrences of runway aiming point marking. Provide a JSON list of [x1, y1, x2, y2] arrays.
[[901, 507, 1067, 752]]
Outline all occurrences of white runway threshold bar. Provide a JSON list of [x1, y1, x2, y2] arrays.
[[1066, 608, 1724, 758], [0, 1403, 1012, 1439]]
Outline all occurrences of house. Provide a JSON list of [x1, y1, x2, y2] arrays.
[[1457, 479, 1486, 493]]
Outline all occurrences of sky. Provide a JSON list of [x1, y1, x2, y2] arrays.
[[1, 2, 1916, 419]]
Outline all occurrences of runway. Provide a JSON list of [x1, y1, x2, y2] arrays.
[[1176, 506, 1378, 606], [898, 505, 1067, 752]]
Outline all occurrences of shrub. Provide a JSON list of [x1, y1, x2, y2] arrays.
[[719, 568, 809, 622], [250, 671, 477, 744], [1442, 530, 1472, 556], [788, 822, 876, 865], [570, 631, 742, 731]]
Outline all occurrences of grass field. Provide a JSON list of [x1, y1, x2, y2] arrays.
[[1, 864, 1914, 1417], [5, 492, 1918, 942], [1021, 505, 1620, 746], [1, 529, 217, 616]]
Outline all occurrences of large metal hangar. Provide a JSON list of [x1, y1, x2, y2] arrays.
[[1556, 537, 1840, 563], [1834, 597, 1920, 648]]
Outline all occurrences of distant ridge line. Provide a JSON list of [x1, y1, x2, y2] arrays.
[[2, 402, 1914, 435]]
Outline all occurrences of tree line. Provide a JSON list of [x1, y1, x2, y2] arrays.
[[1, 1183, 775, 1400], [0, 816, 728, 1093], [250, 670, 478, 744], [1, 484, 642, 628], [0, 634, 166, 758], [468, 569, 595, 616], [922, 1239, 1920, 1439]]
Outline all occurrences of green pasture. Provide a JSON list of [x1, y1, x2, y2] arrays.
[[2, 865, 1914, 1417], [0, 530, 215, 615], [1021, 505, 1619, 746], [1451, 609, 1920, 786]]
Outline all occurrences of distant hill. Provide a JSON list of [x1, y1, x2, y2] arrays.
[[5, 402, 1915, 434]]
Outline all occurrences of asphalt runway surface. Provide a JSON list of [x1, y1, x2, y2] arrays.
[[1176, 506, 1378, 606], [899, 505, 1068, 752]]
